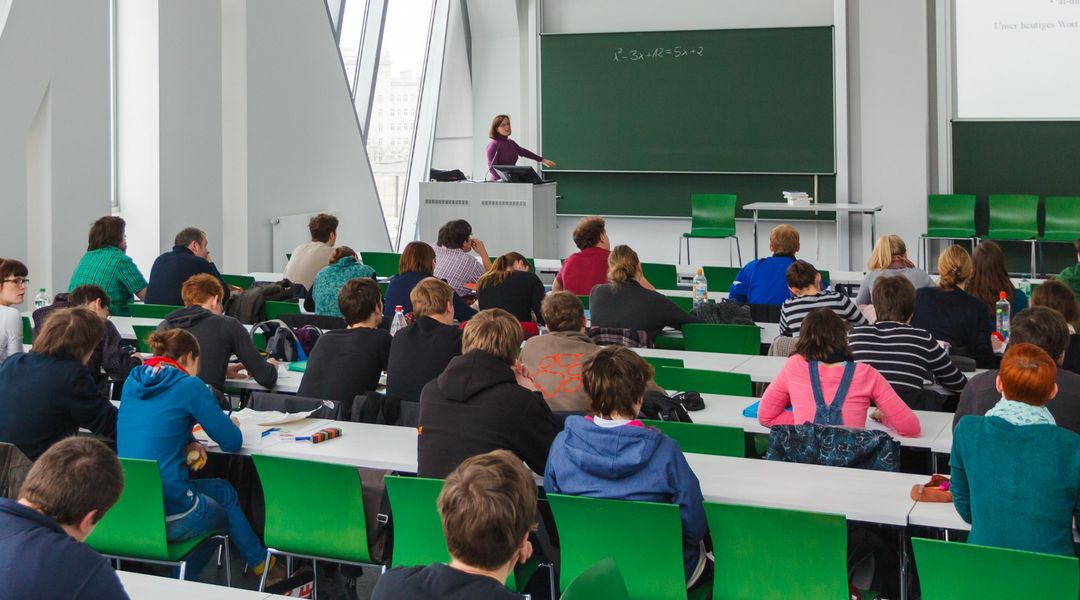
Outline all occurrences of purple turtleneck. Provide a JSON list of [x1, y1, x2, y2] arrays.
[[485, 135, 543, 181]]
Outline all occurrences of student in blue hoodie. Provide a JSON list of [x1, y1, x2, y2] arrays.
[[117, 328, 282, 583], [544, 345, 709, 587]]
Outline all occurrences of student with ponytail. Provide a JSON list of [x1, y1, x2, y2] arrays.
[[912, 245, 997, 368], [855, 235, 933, 307], [118, 328, 283, 583], [476, 251, 546, 324]]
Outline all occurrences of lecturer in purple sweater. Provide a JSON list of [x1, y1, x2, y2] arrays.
[[485, 114, 556, 181]]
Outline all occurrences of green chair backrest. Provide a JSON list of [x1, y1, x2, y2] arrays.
[[547, 494, 687, 600], [641, 356, 684, 370], [653, 366, 753, 396], [912, 537, 1079, 600], [379, 281, 389, 299], [264, 300, 301, 320], [652, 336, 685, 351], [988, 194, 1039, 237], [221, 274, 255, 290], [690, 194, 737, 231], [927, 194, 977, 236], [361, 251, 401, 277], [706, 502, 849, 599], [128, 304, 181, 319], [1043, 196, 1080, 239], [702, 266, 739, 291], [641, 263, 679, 290], [682, 323, 760, 355], [641, 420, 744, 457], [577, 295, 590, 310], [384, 476, 449, 567], [663, 295, 694, 312], [562, 557, 631, 600], [86, 458, 170, 560], [22, 316, 32, 345], [525, 257, 537, 272], [252, 455, 371, 563], [132, 325, 157, 354]]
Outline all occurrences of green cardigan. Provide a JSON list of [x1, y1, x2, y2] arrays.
[[951, 415, 1080, 557]]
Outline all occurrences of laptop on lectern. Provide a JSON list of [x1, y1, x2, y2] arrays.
[[493, 165, 545, 184]]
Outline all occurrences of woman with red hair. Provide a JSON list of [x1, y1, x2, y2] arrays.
[[950, 343, 1080, 556]]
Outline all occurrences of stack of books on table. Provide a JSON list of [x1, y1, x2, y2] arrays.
[[783, 191, 812, 206]]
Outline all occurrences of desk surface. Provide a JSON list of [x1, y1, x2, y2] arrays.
[[117, 571, 289, 599], [257, 420, 418, 472], [742, 202, 883, 213], [634, 348, 751, 373], [226, 363, 302, 394]]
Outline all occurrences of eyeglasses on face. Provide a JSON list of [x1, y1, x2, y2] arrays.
[[1, 278, 28, 286]]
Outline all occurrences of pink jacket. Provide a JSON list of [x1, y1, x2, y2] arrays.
[[758, 354, 921, 437]]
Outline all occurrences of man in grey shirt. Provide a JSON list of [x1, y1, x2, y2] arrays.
[[953, 306, 1080, 435]]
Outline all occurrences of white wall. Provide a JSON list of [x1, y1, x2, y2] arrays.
[[431, 0, 474, 175]]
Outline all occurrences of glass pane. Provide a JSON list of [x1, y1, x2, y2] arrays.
[[338, 0, 368, 95], [368, 0, 434, 238]]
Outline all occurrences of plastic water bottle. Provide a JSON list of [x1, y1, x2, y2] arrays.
[[1018, 277, 1031, 297], [995, 291, 1011, 342], [390, 305, 407, 335], [692, 268, 708, 309], [33, 288, 49, 310]]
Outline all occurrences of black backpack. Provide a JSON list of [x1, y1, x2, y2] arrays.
[[251, 320, 305, 362], [639, 390, 694, 423], [691, 299, 755, 325]]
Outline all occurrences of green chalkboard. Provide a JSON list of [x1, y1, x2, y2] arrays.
[[540, 27, 835, 174]]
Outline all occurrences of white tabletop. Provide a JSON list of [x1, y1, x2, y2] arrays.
[[245, 272, 282, 283], [109, 316, 164, 340], [742, 202, 883, 213], [651, 321, 780, 346], [226, 363, 302, 394], [686, 453, 924, 526], [731, 355, 986, 385], [257, 420, 418, 472], [930, 420, 954, 454], [633, 348, 752, 373], [117, 571, 288, 599]]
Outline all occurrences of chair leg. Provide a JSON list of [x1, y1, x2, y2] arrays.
[[1030, 240, 1037, 279], [687, 238, 691, 265], [222, 537, 232, 587], [677, 237, 682, 265], [733, 236, 742, 267], [311, 560, 318, 600], [178, 560, 187, 581], [257, 549, 273, 592]]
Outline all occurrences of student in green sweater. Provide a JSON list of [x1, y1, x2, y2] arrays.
[[951, 343, 1080, 557], [1057, 238, 1080, 303]]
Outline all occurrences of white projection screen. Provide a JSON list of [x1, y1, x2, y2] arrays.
[[955, 0, 1080, 119]]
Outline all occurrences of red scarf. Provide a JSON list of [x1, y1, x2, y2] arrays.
[[889, 255, 916, 270], [143, 356, 189, 375]]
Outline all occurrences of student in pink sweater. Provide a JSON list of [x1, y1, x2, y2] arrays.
[[759, 308, 921, 437]]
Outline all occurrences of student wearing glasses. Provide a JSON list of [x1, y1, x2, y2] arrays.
[[0, 258, 28, 365]]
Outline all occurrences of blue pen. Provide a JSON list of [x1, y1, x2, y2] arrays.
[[261, 427, 281, 438], [293, 436, 311, 441]]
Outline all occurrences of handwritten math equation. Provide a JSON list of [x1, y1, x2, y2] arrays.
[[612, 45, 705, 62]]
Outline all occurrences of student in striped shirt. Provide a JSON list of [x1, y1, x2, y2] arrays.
[[849, 275, 967, 409], [778, 261, 865, 336]]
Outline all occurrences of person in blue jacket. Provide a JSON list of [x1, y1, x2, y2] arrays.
[[729, 224, 828, 305], [382, 241, 476, 326], [117, 328, 282, 583], [544, 345, 710, 588]]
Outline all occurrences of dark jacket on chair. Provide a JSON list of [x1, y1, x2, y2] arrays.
[[417, 349, 560, 478]]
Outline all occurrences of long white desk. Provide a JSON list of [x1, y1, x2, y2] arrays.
[[109, 315, 164, 340], [226, 363, 303, 394], [743, 202, 884, 264], [257, 420, 418, 472], [907, 499, 1080, 543], [117, 571, 290, 599]]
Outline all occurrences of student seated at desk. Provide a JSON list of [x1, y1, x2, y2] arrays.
[[383, 241, 476, 325], [967, 240, 1029, 316], [476, 251, 545, 325], [145, 226, 232, 307], [1030, 280, 1080, 375], [1056, 237, 1080, 302], [0, 307, 117, 460], [544, 346, 710, 588], [589, 245, 701, 344], [309, 246, 376, 318], [433, 219, 491, 300], [778, 260, 865, 336], [911, 244, 998, 368], [372, 450, 537, 600], [850, 276, 966, 409], [418, 308, 559, 478], [0, 258, 27, 366], [68, 216, 147, 317], [955, 307, 1080, 435], [730, 224, 826, 306], [160, 274, 277, 397], [283, 213, 338, 290], [759, 308, 920, 437], [33, 285, 142, 392], [951, 343, 1080, 557], [299, 278, 392, 413], [385, 277, 462, 406], [855, 235, 933, 310], [118, 329, 283, 583], [0, 438, 127, 599], [552, 215, 611, 296]]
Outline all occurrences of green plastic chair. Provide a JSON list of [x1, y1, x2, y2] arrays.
[[547, 494, 703, 600], [525, 257, 537, 272], [984, 194, 1040, 277], [264, 300, 301, 320], [221, 274, 255, 290], [705, 502, 848, 599], [653, 335, 685, 351], [702, 266, 739, 292], [642, 263, 679, 291], [641, 420, 744, 457], [562, 557, 631, 600], [682, 323, 761, 355], [252, 455, 385, 594], [680, 194, 741, 267], [378, 281, 389, 299], [664, 295, 694, 312], [642, 356, 684, 370], [132, 325, 157, 354], [21, 316, 32, 345], [653, 366, 753, 397], [86, 458, 230, 582], [128, 304, 181, 319], [578, 295, 590, 310], [1042, 196, 1080, 242], [912, 537, 1078, 600], [361, 251, 401, 278], [920, 194, 978, 272]]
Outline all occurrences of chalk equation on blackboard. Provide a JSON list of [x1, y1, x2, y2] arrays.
[[612, 46, 705, 62]]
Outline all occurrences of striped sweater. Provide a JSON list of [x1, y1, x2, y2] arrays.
[[849, 321, 967, 394], [779, 290, 866, 336]]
